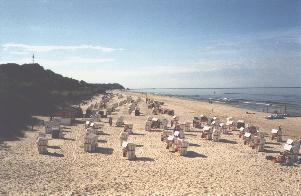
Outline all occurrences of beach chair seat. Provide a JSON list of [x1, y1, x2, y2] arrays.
[[115, 116, 124, 127], [135, 108, 140, 116], [85, 121, 91, 129], [236, 120, 245, 130], [166, 135, 175, 150], [159, 118, 168, 130], [124, 124, 133, 134], [174, 139, 189, 156], [86, 127, 99, 135], [243, 132, 252, 145], [161, 130, 172, 141], [271, 128, 282, 142]]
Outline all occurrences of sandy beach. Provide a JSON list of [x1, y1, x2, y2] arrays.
[[1, 92, 301, 195]]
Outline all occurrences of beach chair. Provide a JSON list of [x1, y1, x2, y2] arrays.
[[51, 126, 63, 139], [45, 120, 60, 134], [225, 120, 234, 134], [85, 121, 91, 129], [160, 118, 168, 130], [122, 141, 136, 160], [115, 116, 124, 127], [124, 124, 133, 134], [36, 135, 48, 154], [174, 129, 185, 139], [212, 128, 221, 142], [171, 116, 179, 127], [86, 127, 99, 135], [166, 135, 176, 151], [236, 120, 245, 130], [135, 107, 140, 116], [243, 132, 252, 145], [161, 130, 172, 141], [286, 139, 301, 163], [250, 133, 265, 152], [271, 128, 282, 142], [185, 122, 191, 132], [238, 127, 245, 138], [98, 110, 107, 118], [145, 120, 152, 131], [84, 133, 98, 153], [151, 117, 161, 129], [201, 125, 212, 140], [174, 139, 189, 156]]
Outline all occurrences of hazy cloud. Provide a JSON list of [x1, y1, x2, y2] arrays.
[[198, 30, 301, 55], [0, 57, 114, 66], [2, 43, 124, 53]]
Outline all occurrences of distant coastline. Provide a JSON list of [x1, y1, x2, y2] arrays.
[[130, 87, 301, 117]]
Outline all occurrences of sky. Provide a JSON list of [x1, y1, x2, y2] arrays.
[[0, 0, 300, 88]]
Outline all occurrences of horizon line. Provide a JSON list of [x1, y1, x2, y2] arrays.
[[129, 87, 301, 90]]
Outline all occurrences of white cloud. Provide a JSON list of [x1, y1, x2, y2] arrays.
[[2, 43, 123, 53], [0, 57, 114, 66]]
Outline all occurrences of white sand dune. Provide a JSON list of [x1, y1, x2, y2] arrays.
[[1, 92, 301, 195]]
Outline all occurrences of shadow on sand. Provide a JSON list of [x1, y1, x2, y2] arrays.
[[185, 133, 197, 136], [189, 143, 201, 147], [148, 129, 163, 133], [264, 149, 281, 154], [62, 137, 76, 141], [266, 141, 282, 146], [99, 132, 110, 136], [131, 132, 145, 136], [185, 151, 207, 158], [62, 130, 72, 133], [219, 139, 237, 144], [46, 152, 64, 157], [185, 130, 201, 133], [264, 146, 273, 148], [98, 139, 107, 143], [93, 147, 114, 155], [131, 157, 155, 162], [47, 145, 61, 149]]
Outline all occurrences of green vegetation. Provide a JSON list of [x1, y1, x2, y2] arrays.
[[0, 63, 124, 138]]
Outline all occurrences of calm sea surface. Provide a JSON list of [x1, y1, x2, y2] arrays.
[[131, 88, 301, 116]]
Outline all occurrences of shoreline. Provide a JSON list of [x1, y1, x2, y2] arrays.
[[126, 90, 301, 138], [130, 90, 301, 117]]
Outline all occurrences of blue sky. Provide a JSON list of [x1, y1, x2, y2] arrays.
[[0, 0, 300, 88]]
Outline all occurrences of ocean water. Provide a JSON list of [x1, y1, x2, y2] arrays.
[[131, 88, 301, 117]]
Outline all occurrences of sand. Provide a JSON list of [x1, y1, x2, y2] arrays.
[[1, 91, 301, 195]]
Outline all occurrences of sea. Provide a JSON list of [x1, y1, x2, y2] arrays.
[[130, 87, 301, 117]]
